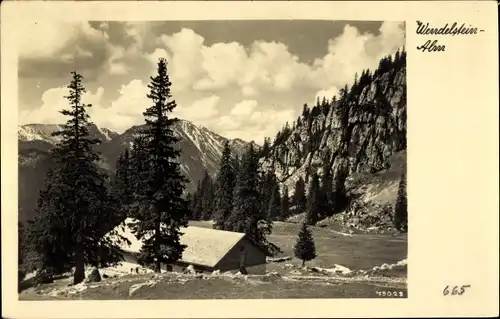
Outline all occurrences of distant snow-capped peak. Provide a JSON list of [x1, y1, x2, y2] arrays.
[[18, 124, 64, 144]]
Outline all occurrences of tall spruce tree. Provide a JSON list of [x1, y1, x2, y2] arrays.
[[293, 222, 317, 267], [129, 133, 150, 214], [128, 58, 189, 273], [185, 192, 193, 219], [227, 144, 266, 243], [306, 172, 322, 225], [26, 71, 126, 284], [259, 170, 278, 217], [213, 141, 235, 229], [280, 185, 290, 221], [320, 161, 333, 218], [18, 222, 26, 284], [191, 180, 204, 221], [394, 172, 407, 232], [293, 176, 307, 213], [111, 149, 133, 224], [267, 184, 281, 220], [331, 168, 348, 214], [200, 170, 215, 220]]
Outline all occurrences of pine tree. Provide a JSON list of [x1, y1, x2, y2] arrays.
[[394, 172, 407, 232], [261, 137, 271, 158], [293, 176, 307, 213], [111, 149, 133, 224], [200, 170, 215, 220], [267, 184, 281, 220], [306, 172, 322, 225], [185, 192, 193, 218], [259, 170, 278, 217], [213, 141, 235, 230], [191, 180, 203, 221], [227, 144, 265, 243], [26, 71, 126, 284], [302, 103, 310, 118], [129, 133, 150, 216], [331, 167, 348, 214], [321, 159, 333, 218], [128, 58, 189, 273], [187, 188, 199, 220], [18, 222, 26, 284], [280, 185, 290, 221], [293, 222, 317, 267]]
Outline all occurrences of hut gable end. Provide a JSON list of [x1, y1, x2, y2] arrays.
[[214, 237, 267, 272]]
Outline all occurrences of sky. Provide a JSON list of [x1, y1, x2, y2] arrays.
[[18, 20, 405, 143]]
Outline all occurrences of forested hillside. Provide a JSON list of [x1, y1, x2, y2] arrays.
[[190, 48, 407, 233]]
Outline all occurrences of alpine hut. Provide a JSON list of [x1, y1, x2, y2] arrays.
[[107, 218, 268, 275]]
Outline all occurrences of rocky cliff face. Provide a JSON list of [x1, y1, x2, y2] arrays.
[[261, 53, 407, 231]]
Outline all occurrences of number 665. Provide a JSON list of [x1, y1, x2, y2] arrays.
[[443, 285, 470, 296]]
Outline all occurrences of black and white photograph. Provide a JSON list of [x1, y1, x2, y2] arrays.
[[15, 19, 408, 300]]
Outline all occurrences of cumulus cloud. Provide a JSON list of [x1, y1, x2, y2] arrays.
[[158, 28, 205, 91], [18, 21, 107, 60], [173, 95, 221, 124], [230, 100, 258, 117], [90, 79, 150, 132], [19, 86, 105, 125], [21, 79, 221, 133], [208, 100, 297, 144], [20, 21, 405, 144], [107, 46, 130, 75], [146, 48, 171, 66], [146, 21, 404, 101], [315, 86, 340, 101], [309, 21, 405, 91]]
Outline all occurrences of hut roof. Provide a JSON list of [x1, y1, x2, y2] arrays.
[[108, 218, 248, 268]]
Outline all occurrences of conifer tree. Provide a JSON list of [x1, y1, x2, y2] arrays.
[[331, 168, 348, 214], [394, 172, 408, 232], [187, 188, 199, 220], [227, 144, 265, 243], [267, 184, 281, 220], [259, 170, 278, 216], [200, 170, 215, 220], [213, 141, 235, 229], [261, 137, 272, 158], [111, 149, 133, 224], [321, 160, 333, 217], [293, 176, 307, 213], [129, 133, 150, 214], [128, 58, 189, 273], [280, 185, 290, 221], [191, 180, 203, 221], [26, 71, 126, 284], [185, 192, 193, 217], [18, 222, 26, 283], [306, 172, 322, 225], [293, 222, 317, 267]]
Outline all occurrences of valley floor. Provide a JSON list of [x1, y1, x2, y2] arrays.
[[19, 221, 407, 300]]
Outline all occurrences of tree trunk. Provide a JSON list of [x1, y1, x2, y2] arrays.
[[73, 248, 85, 285], [154, 220, 161, 273], [302, 260, 305, 267]]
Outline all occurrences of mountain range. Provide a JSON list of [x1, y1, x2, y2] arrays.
[[18, 120, 251, 222], [18, 50, 407, 232]]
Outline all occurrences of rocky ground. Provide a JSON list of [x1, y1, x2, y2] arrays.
[[20, 219, 407, 300], [19, 259, 407, 300]]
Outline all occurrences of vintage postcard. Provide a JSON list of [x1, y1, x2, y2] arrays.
[[1, 1, 498, 318]]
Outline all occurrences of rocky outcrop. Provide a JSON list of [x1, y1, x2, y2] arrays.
[[262, 53, 407, 230], [85, 268, 102, 283]]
